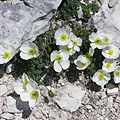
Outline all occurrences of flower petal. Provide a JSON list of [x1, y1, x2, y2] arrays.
[[53, 61, 62, 72], [20, 52, 33, 60], [68, 42, 73, 48], [20, 92, 31, 101], [60, 60, 70, 70], [20, 42, 31, 53], [74, 46, 80, 52], [50, 50, 59, 62], [13, 82, 24, 95], [22, 73, 30, 82], [60, 51, 69, 60]]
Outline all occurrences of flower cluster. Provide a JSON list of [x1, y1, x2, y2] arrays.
[[51, 27, 96, 72], [0, 41, 39, 64], [50, 27, 93, 72], [13, 73, 41, 107], [51, 27, 120, 88], [90, 31, 120, 88]]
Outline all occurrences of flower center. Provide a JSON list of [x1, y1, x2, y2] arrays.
[[30, 90, 39, 99], [28, 49, 37, 56], [3, 52, 11, 59], [98, 72, 104, 79], [108, 49, 114, 56], [55, 55, 62, 63], [65, 47, 71, 53], [72, 40, 78, 46], [115, 70, 120, 77], [94, 38, 101, 45], [103, 37, 110, 43], [81, 63, 87, 67], [23, 81, 28, 90], [106, 63, 111, 69], [60, 34, 67, 41]]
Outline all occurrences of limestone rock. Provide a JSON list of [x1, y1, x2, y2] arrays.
[[93, 0, 120, 47], [0, 0, 62, 58], [54, 82, 86, 112], [0, 113, 15, 120], [107, 96, 113, 108], [0, 97, 3, 114], [0, 85, 7, 96], [106, 83, 118, 95], [5, 96, 20, 113]]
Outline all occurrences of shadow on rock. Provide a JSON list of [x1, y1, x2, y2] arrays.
[[8, 92, 32, 119], [86, 80, 101, 92], [66, 65, 79, 83], [0, 64, 5, 78], [43, 68, 60, 86]]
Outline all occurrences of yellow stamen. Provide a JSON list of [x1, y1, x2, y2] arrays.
[[55, 55, 62, 63], [81, 63, 87, 67], [103, 37, 110, 43], [115, 70, 120, 77], [106, 63, 111, 69], [28, 49, 37, 56], [23, 81, 28, 90], [3, 52, 11, 59], [72, 40, 78, 46], [108, 49, 114, 56], [98, 72, 104, 79], [60, 34, 67, 41], [94, 38, 101, 45], [65, 47, 71, 53], [30, 90, 39, 99]]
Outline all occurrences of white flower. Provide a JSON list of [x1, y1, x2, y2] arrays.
[[74, 55, 91, 70], [13, 73, 35, 95], [20, 41, 39, 60], [92, 70, 111, 88], [0, 44, 15, 64], [85, 47, 95, 58], [102, 58, 117, 73], [55, 27, 70, 46], [50, 50, 70, 72], [89, 32, 105, 49], [114, 67, 120, 83], [68, 33, 82, 52], [60, 45, 75, 55], [20, 81, 41, 107], [102, 45, 119, 59], [100, 33, 114, 45]]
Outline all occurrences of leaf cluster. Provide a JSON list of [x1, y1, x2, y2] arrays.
[[57, 0, 80, 20]]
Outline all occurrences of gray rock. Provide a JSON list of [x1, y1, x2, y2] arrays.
[[0, 85, 7, 96], [106, 83, 118, 95], [5, 96, 20, 113], [93, 0, 120, 47], [0, 97, 3, 114], [86, 105, 93, 109], [0, 0, 62, 57], [1, 113, 15, 120], [101, 91, 107, 99], [107, 96, 113, 108], [4, 0, 23, 4], [54, 82, 86, 112]]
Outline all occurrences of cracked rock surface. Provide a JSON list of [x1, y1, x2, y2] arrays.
[[0, 0, 62, 54], [93, 0, 120, 47]]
